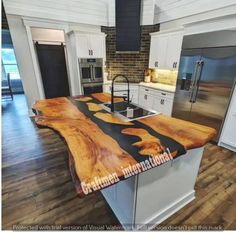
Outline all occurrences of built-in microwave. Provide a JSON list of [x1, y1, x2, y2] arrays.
[[79, 58, 103, 83]]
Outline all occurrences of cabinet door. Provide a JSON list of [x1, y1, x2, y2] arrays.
[[76, 34, 90, 58], [89, 34, 105, 58], [220, 87, 236, 150], [149, 35, 168, 69], [153, 96, 173, 116], [165, 32, 183, 70], [130, 90, 138, 104], [139, 91, 154, 109]]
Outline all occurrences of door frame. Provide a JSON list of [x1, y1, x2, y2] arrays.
[[23, 18, 73, 99]]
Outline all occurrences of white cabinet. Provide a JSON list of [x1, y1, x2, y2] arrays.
[[89, 34, 106, 58], [153, 96, 173, 116], [76, 32, 106, 58], [149, 30, 183, 70], [165, 32, 183, 70], [149, 35, 168, 69], [103, 83, 139, 104], [139, 86, 174, 116], [103, 84, 174, 116], [139, 87, 154, 109], [219, 86, 236, 151]]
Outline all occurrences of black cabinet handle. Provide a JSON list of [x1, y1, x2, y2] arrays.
[[144, 95, 147, 100], [173, 62, 175, 68], [91, 50, 93, 56], [160, 99, 164, 105], [155, 61, 158, 67]]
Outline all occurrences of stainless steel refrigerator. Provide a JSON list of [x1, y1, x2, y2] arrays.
[[172, 31, 236, 142]]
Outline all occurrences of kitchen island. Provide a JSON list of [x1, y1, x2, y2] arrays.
[[32, 93, 216, 230]]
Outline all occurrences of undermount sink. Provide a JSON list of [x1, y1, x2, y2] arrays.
[[100, 101, 160, 122]]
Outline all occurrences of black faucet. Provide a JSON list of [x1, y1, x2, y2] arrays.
[[111, 74, 130, 112]]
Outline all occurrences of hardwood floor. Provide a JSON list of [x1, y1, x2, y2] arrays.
[[2, 95, 236, 230]]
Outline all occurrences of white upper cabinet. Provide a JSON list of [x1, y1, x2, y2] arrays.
[[149, 30, 183, 70], [89, 34, 106, 58], [76, 33, 90, 57], [76, 32, 106, 58], [165, 32, 183, 70], [149, 35, 168, 69]]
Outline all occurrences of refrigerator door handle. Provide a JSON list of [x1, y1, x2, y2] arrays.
[[189, 61, 200, 102], [191, 60, 204, 103]]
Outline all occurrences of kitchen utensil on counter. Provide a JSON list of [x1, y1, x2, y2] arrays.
[[144, 75, 151, 83], [151, 69, 158, 83]]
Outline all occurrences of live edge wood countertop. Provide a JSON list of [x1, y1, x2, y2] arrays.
[[32, 93, 216, 197]]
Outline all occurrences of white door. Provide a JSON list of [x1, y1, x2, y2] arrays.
[[165, 32, 183, 70], [149, 35, 168, 69], [76, 33, 90, 58], [89, 34, 105, 58], [139, 91, 154, 109], [153, 96, 173, 116]]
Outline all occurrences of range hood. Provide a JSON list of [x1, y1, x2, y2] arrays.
[[115, 0, 141, 53]]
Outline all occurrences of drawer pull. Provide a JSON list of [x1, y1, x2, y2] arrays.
[[145, 88, 149, 91], [161, 93, 166, 96]]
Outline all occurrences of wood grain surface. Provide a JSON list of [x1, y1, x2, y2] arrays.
[[75, 96, 92, 102], [94, 112, 134, 125], [86, 103, 102, 112], [92, 92, 123, 103], [139, 114, 217, 150], [2, 95, 235, 230], [32, 93, 216, 197], [33, 97, 137, 196], [122, 128, 165, 155]]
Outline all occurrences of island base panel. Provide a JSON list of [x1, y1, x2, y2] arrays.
[[101, 147, 204, 230]]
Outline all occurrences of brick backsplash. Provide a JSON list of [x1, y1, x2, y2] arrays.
[[101, 25, 159, 83]]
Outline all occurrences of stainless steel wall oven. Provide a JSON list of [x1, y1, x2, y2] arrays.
[[79, 58, 103, 94]]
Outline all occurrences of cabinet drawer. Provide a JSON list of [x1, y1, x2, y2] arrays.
[[139, 86, 155, 95], [153, 90, 174, 100]]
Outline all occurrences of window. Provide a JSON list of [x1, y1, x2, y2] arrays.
[[1, 48, 20, 79]]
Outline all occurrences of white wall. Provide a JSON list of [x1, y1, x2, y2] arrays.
[[160, 4, 236, 31], [31, 28, 65, 43], [4, 0, 236, 27], [154, 0, 236, 24], [3, 0, 109, 26], [6, 14, 41, 115]]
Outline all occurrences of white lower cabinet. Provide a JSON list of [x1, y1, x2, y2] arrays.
[[219, 85, 236, 151], [139, 89, 154, 109], [153, 96, 173, 116], [103, 84, 174, 116], [139, 86, 174, 116], [103, 83, 139, 104]]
